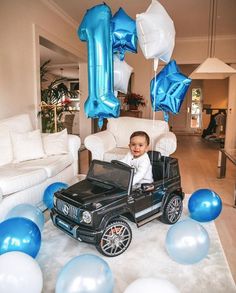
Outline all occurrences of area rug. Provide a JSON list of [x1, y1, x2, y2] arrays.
[[37, 197, 236, 293]]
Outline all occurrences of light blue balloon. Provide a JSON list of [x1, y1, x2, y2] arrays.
[[188, 189, 222, 222], [6, 204, 45, 232], [165, 219, 210, 264], [150, 60, 191, 121], [56, 254, 114, 293], [78, 4, 120, 129], [111, 7, 137, 61], [0, 217, 41, 258], [43, 182, 68, 209]]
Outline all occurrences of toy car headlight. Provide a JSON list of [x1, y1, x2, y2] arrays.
[[82, 211, 92, 224], [53, 196, 57, 207]]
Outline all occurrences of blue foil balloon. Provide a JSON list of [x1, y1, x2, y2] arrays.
[[6, 204, 45, 232], [56, 254, 114, 293], [150, 60, 191, 121], [188, 189, 222, 222], [43, 182, 68, 209], [0, 217, 41, 258], [78, 4, 120, 128], [111, 7, 137, 60], [165, 219, 210, 265]]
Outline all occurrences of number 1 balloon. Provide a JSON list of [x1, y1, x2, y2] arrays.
[[78, 4, 120, 128], [150, 60, 192, 121], [111, 7, 138, 61], [136, 0, 175, 70]]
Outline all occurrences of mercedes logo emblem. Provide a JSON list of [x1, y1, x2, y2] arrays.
[[62, 204, 70, 215]]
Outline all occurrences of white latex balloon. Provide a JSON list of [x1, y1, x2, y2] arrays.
[[114, 55, 133, 94], [0, 251, 43, 293], [124, 277, 180, 293], [136, 0, 175, 67]]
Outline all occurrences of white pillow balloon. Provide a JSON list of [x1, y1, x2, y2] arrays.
[[124, 277, 180, 293], [0, 251, 43, 293], [136, 0, 175, 69], [114, 55, 133, 94]]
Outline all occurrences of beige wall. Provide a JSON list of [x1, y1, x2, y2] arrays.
[[0, 0, 86, 126]]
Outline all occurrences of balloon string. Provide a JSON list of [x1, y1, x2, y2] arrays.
[[151, 66, 157, 164]]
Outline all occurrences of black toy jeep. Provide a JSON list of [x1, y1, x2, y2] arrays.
[[51, 151, 184, 257]]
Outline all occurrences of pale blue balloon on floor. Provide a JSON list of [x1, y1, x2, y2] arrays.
[[165, 219, 210, 264], [6, 203, 45, 231], [188, 188, 222, 222], [56, 254, 114, 293]]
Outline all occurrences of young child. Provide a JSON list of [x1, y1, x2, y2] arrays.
[[120, 131, 153, 187]]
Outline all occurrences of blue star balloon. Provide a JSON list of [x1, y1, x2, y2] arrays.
[[111, 7, 137, 61], [78, 4, 120, 128], [150, 60, 191, 121]]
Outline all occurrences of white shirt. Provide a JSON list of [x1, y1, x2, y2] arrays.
[[120, 152, 153, 186]]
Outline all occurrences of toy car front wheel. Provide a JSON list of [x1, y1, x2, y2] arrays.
[[160, 194, 183, 224], [96, 220, 132, 257]]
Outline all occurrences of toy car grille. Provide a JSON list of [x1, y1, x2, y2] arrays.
[[56, 198, 80, 221]]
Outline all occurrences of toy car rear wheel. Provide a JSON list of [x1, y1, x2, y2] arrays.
[[96, 220, 132, 257], [160, 194, 183, 224]]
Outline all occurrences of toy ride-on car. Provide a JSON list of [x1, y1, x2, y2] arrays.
[[51, 151, 184, 257]]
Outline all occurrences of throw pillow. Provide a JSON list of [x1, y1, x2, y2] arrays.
[[42, 128, 68, 156], [0, 125, 13, 166], [11, 129, 46, 162]]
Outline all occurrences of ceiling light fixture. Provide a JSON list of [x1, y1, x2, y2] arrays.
[[189, 0, 236, 79]]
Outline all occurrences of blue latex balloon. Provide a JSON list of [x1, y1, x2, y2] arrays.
[[78, 4, 120, 128], [111, 7, 137, 61], [43, 182, 68, 209], [150, 60, 191, 121], [165, 219, 210, 265], [0, 217, 41, 258], [56, 254, 114, 293], [188, 189, 222, 222], [6, 204, 45, 232]]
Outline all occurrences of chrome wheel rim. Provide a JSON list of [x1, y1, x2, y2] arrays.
[[167, 197, 182, 223], [100, 223, 131, 256]]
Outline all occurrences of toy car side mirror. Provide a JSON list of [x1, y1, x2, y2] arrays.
[[141, 183, 155, 192]]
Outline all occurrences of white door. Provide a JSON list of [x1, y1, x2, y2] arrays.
[[169, 87, 202, 134]]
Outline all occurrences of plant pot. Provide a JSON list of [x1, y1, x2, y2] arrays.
[[128, 105, 138, 111]]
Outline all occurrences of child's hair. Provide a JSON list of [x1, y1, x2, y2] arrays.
[[130, 131, 150, 145]]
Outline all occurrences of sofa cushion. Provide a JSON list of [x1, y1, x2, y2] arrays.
[[103, 147, 129, 162], [107, 117, 169, 147], [18, 154, 73, 178], [42, 129, 68, 156], [0, 165, 47, 196], [0, 125, 13, 166], [11, 129, 46, 163], [0, 114, 33, 133]]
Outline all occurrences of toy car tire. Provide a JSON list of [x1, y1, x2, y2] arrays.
[[160, 194, 183, 224], [96, 219, 132, 257]]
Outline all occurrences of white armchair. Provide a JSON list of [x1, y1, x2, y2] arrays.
[[84, 117, 176, 161]]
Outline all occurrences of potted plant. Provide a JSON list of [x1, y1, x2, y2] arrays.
[[38, 60, 77, 133], [123, 93, 146, 110]]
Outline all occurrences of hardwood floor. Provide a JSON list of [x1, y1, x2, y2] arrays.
[[79, 135, 236, 283]]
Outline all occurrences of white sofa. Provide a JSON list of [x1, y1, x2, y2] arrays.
[[0, 114, 81, 222], [84, 116, 176, 161]]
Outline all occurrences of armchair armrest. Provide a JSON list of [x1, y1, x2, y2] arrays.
[[68, 134, 81, 175], [154, 132, 177, 156], [84, 130, 116, 160]]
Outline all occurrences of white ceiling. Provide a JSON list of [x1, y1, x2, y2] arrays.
[[52, 0, 236, 38], [40, 0, 236, 76]]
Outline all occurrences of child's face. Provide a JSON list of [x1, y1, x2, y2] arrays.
[[129, 135, 149, 158]]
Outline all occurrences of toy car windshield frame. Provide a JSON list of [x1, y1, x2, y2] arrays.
[[87, 160, 133, 192]]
